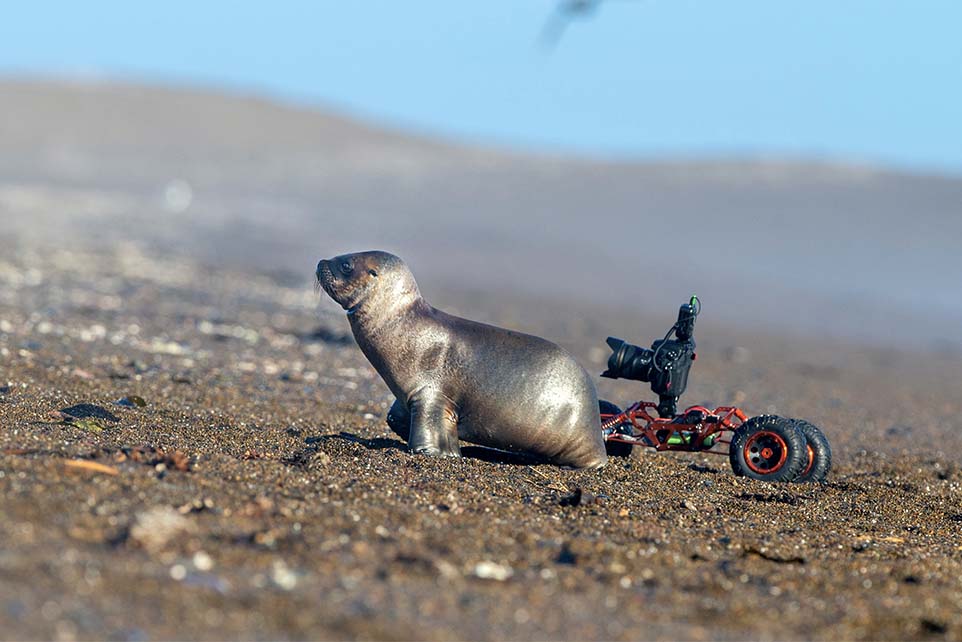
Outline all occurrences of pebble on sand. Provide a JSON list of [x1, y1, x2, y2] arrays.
[[472, 561, 513, 581], [130, 507, 195, 552]]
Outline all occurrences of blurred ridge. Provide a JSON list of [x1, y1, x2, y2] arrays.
[[1, 77, 959, 349]]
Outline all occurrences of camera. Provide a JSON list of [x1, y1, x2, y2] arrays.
[[601, 297, 699, 418]]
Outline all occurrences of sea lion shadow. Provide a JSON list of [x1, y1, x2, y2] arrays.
[[328, 432, 540, 466], [458, 446, 542, 467]]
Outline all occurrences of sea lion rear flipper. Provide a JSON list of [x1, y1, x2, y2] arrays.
[[386, 398, 410, 441], [407, 391, 461, 457]]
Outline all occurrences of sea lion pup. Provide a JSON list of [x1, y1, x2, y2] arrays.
[[316, 251, 607, 469]]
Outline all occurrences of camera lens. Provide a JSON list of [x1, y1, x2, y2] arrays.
[[602, 337, 654, 382]]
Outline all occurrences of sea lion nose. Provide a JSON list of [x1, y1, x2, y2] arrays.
[[315, 259, 327, 280]]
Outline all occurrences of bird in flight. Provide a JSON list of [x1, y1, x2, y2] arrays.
[[540, 0, 615, 48]]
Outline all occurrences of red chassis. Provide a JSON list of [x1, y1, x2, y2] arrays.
[[601, 402, 746, 455]]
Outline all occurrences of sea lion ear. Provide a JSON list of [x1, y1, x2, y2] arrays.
[[368, 269, 378, 277]]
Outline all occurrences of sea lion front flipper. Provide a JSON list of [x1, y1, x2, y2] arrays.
[[407, 390, 461, 458]]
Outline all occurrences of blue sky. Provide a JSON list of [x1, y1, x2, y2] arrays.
[[2, 0, 961, 172]]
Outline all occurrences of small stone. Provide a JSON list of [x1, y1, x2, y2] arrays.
[[351, 541, 370, 557], [472, 561, 513, 581], [192, 551, 214, 571], [178, 498, 213, 514], [130, 507, 195, 552], [164, 450, 191, 472], [556, 544, 577, 565], [271, 560, 298, 590], [169, 564, 187, 581], [435, 560, 460, 579], [72, 418, 105, 433], [560, 488, 600, 506], [683, 499, 698, 511]]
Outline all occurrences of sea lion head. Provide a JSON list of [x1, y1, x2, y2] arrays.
[[316, 251, 420, 315]]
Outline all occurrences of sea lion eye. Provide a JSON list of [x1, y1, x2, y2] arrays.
[[340, 261, 354, 275], [368, 269, 378, 277]]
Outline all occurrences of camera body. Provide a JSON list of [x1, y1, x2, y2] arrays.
[[601, 299, 698, 418]]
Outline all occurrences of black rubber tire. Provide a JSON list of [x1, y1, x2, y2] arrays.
[[791, 419, 832, 483], [729, 415, 808, 482], [599, 400, 633, 458]]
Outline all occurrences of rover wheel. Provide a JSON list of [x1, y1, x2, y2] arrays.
[[729, 415, 807, 482], [791, 419, 832, 483], [599, 400, 633, 458]]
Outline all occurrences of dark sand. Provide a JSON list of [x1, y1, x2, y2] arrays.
[[1, 244, 961, 641]]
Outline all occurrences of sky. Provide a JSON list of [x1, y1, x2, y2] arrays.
[[2, 0, 962, 173]]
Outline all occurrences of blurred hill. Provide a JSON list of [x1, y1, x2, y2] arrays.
[[1, 78, 959, 348]]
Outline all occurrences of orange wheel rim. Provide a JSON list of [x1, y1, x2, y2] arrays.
[[744, 431, 789, 474], [800, 444, 815, 476]]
